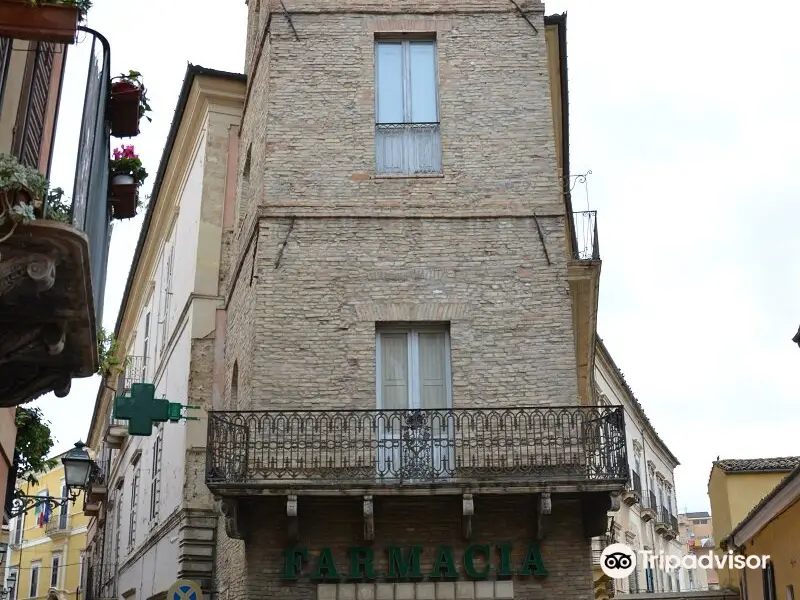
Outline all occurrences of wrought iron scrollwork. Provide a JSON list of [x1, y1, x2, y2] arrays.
[[206, 405, 629, 487]]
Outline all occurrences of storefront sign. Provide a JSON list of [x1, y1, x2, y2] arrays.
[[283, 544, 548, 582]]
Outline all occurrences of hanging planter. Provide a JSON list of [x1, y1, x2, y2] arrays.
[[108, 145, 148, 220], [108, 71, 152, 138], [0, 0, 87, 45]]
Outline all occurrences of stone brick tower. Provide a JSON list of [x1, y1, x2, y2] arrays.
[[210, 2, 624, 599]]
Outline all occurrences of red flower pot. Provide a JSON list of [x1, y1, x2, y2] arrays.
[[0, 0, 79, 44], [109, 176, 138, 219], [109, 80, 142, 138]]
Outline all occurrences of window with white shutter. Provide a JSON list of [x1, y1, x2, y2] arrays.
[[375, 39, 441, 174], [376, 324, 452, 480]]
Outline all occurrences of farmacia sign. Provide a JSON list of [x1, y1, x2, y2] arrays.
[[283, 544, 548, 581]]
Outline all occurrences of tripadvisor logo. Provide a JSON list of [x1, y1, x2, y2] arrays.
[[600, 543, 770, 580]]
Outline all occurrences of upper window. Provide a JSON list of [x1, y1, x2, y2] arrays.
[[375, 39, 441, 174]]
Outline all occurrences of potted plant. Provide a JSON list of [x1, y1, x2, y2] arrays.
[[108, 144, 147, 220], [0, 0, 91, 44], [0, 153, 47, 244], [108, 70, 152, 138]]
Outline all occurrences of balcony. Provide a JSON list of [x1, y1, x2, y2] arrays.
[[567, 210, 601, 404], [666, 514, 679, 541], [45, 511, 70, 538], [83, 457, 108, 517], [654, 506, 670, 535], [0, 26, 113, 406], [103, 355, 146, 448], [640, 491, 657, 522], [621, 470, 641, 506], [207, 405, 628, 494]]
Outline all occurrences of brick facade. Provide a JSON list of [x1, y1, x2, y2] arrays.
[[216, 496, 592, 600], [216, 1, 598, 598]]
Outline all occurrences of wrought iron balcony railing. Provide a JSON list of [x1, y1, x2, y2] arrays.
[[648, 491, 658, 511], [659, 506, 670, 524], [206, 405, 628, 489], [114, 355, 147, 396], [670, 515, 679, 532], [632, 470, 642, 495], [571, 210, 600, 261]]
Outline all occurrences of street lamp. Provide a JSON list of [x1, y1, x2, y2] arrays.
[[9, 441, 94, 519], [792, 325, 800, 349], [0, 572, 16, 599]]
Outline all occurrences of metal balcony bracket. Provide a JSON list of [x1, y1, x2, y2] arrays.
[[217, 498, 245, 541], [462, 493, 474, 540], [536, 492, 551, 540], [364, 495, 374, 541], [287, 494, 298, 541]]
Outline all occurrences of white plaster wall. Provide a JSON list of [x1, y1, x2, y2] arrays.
[[594, 359, 692, 594], [116, 521, 180, 598]]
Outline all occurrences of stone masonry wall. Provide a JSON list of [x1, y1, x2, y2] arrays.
[[225, 4, 579, 410], [215, 494, 592, 600]]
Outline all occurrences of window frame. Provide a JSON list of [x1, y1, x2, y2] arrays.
[[50, 553, 60, 589], [142, 310, 151, 381], [374, 37, 442, 175], [375, 323, 453, 411], [29, 562, 40, 598]]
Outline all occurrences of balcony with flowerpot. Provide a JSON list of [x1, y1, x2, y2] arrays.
[[0, 15, 157, 405], [108, 145, 148, 219], [0, 0, 90, 45], [108, 71, 152, 138]]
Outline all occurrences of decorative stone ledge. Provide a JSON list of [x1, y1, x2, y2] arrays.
[[317, 582, 514, 600]]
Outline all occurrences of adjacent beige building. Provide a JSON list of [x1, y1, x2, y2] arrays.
[[81, 65, 245, 600]]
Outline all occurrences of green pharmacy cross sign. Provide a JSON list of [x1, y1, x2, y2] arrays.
[[113, 383, 199, 436]]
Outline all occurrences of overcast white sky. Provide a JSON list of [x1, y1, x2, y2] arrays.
[[31, 0, 800, 514]]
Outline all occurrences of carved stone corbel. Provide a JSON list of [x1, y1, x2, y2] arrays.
[[462, 493, 474, 539], [536, 492, 551, 540], [42, 323, 65, 356], [287, 494, 298, 541], [364, 495, 374, 541], [217, 498, 245, 540], [609, 490, 621, 512]]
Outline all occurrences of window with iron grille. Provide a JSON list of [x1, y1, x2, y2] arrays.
[[149, 428, 163, 522], [128, 466, 139, 549], [375, 39, 441, 174]]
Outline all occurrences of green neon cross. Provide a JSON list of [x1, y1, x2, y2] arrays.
[[113, 383, 169, 436]]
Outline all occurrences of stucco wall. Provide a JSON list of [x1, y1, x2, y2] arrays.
[[741, 499, 800, 600], [708, 469, 790, 590]]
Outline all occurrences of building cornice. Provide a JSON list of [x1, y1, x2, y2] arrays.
[[86, 68, 245, 449]]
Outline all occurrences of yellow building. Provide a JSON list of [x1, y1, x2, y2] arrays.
[[708, 456, 800, 590], [4, 453, 89, 600], [721, 464, 800, 600]]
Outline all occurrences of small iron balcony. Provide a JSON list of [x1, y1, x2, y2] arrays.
[[206, 405, 628, 495], [571, 210, 600, 261]]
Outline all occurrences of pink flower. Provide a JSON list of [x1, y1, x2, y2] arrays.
[[111, 145, 139, 161]]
